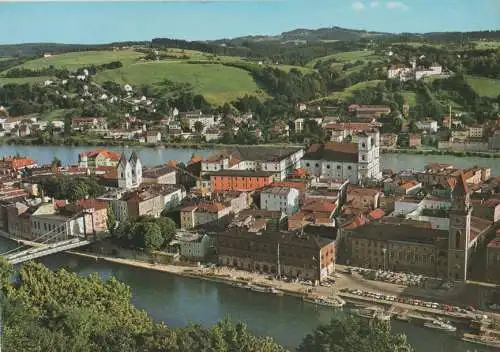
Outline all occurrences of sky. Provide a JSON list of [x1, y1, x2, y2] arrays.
[[0, 0, 499, 44]]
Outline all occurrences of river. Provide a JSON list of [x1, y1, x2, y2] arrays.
[[1, 145, 500, 175], [0, 145, 498, 351], [0, 240, 490, 352]]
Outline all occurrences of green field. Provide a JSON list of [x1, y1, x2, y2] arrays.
[[0, 76, 54, 85], [6, 50, 145, 71], [306, 50, 382, 68], [95, 61, 265, 105], [312, 79, 384, 102], [401, 91, 417, 106], [465, 75, 500, 98]]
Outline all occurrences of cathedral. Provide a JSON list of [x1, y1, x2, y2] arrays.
[[117, 151, 142, 190]]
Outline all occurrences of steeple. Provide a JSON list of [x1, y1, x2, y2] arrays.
[[129, 151, 139, 165], [118, 152, 128, 168], [450, 172, 470, 212]]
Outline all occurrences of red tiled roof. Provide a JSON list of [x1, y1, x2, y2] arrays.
[[302, 199, 336, 213], [197, 202, 227, 213], [76, 199, 108, 211], [323, 122, 374, 132], [368, 208, 385, 220], [54, 200, 68, 208]]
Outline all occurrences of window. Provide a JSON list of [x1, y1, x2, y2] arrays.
[[362, 143, 366, 148], [362, 156, 366, 161], [326, 165, 331, 169], [347, 165, 352, 170], [306, 162, 310, 167], [337, 165, 341, 170], [315, 163, 319, 167]]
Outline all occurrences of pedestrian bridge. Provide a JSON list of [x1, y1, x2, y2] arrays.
[[6, 238, 91, 265], [1, 220, 95, 265]]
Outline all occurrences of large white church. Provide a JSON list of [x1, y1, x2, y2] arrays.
[[117, 151, 142, 190], [301, 130, 382, 184]]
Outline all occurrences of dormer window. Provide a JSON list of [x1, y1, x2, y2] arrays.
[[362, 143, 366, 148]]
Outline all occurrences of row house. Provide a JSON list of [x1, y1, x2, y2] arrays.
[[201, 146, 304, 182], [142, 166, 177, 185], [180, 202, 232, 230], [71, 117, 107, 130], [209, 170, 275, 192], [0, 156, 35, 174], [260, 186, 300, 216], [78, 149, 121, 168]]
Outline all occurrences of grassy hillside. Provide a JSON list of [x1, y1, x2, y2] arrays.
[[0, 76, 54, 85], [306, 50, 383, 68], [312, 79, 384, 102], [465, 75, 500, 98], [95, 61, 265, 105], [8, 50, 145, 71]]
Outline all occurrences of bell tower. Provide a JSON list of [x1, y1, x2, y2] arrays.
[[447, 173, 472, 281]]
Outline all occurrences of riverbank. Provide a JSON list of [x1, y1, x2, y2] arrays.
[[381, 147, 500, 158], [0, 137, 300, 151], [3, 231, 500, 350]]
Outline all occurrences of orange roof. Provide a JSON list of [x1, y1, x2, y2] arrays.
[[348, 187, 380, 197], [399, 180, 420, 190], [77, 199, 108, 211], [197, 202, 227, 213], [302, 199, 336, 214], [368, 208, 385, 220]]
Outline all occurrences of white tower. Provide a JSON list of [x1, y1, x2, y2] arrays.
[[129, 151, 142, 187], [117, 153, 132, 189], [357, 132, 371, 182]]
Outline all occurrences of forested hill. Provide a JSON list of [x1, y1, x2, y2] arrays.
[[2, 26, 500, 58]]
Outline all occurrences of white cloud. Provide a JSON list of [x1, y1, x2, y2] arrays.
[[351, 1, 366, 11], [385, 1, 409, 10], [370, 1, 379, 8]]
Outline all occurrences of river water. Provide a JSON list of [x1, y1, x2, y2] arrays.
[[0, 145, 498, 351], [1, 145, 500, 175], [0, 239, 492, 352]]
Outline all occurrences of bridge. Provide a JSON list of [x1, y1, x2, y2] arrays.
[[1, 215, 96, 265]]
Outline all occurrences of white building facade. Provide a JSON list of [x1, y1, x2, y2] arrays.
[[260, 187, 300, 216], [302, 131, 381, 184]]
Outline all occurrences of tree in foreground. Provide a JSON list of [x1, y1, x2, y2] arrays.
[[297, 315, 414, 352]]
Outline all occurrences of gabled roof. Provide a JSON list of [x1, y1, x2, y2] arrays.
[[118, 152, 128, 168], [129, 151, 139, 164]]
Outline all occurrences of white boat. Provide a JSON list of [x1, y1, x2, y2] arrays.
[[247, 284, 269, 293], [424, 319, 457, 332], [304, 296, 345, 308]]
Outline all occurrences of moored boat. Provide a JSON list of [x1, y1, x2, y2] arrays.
[[303, 296, 345, 308], [423, 319, 456, 332]]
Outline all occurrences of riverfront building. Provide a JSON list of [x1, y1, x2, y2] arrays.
[[217, 229, 336, 283], [302, 130, 382, 184], [202, 146, 304, 182], [344, 173, 493, 281]]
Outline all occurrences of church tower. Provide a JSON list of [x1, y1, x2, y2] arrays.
[[447, 172, 472, 281], [129, 151, 142, 187], [117, 153, 132, 190]]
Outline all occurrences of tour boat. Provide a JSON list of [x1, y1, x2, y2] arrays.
[[423, 319, 457, 332], [247, 284, 269, 293], [303, 296, 345, 308]]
